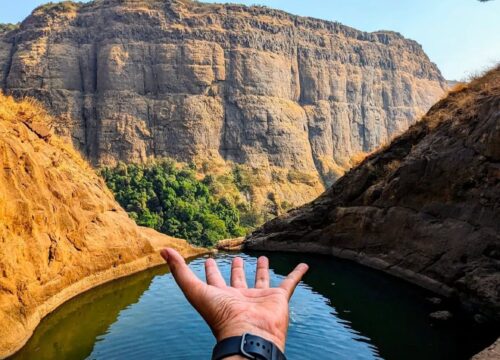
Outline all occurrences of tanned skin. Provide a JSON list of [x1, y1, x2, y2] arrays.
[[160, 248, 309, 359]]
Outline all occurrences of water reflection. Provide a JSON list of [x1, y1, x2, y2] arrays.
[[259, 251, 496, 360], [10, 253, 496, 360], [11, 267, 164, 360]]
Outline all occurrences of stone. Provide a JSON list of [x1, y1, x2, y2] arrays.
[[427, 297, 443, 305], [429, 310, 453, 321], [0, 0, 446, 208], [472, 339, 500, 360], [0, 94, 206, 358]]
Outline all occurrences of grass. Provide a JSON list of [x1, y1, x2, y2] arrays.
[[0, 23, 19, 33], [287, 169, 317, 185], [0, 92, 92, 172], [422, 65, 500, 130], [33, 1, 80, 15]]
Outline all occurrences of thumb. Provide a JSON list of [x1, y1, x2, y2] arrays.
[[160, 248, 206, 305]]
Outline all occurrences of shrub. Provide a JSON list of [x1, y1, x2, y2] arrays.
[[0, 23, 19, 33], [100, 159, 246, 247]]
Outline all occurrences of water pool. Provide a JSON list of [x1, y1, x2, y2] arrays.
[[10, 252, 495, 359]]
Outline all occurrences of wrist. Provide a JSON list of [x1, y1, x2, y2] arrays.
[[215, 325, 286, 353]]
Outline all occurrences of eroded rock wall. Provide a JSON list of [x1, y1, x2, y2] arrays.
[[0, 0, 446, 206], [0, 93, 204, 358], [245, 67, 500, 323]]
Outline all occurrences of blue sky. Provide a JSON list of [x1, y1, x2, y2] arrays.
[[1, 0, 499, 80]]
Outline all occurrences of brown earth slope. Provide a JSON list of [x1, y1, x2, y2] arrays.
[[0, 0, 446, 208], [245, 66, 500, 324], [0, 94, 205, 358]]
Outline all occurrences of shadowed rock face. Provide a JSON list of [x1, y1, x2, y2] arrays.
[[246, 67, 500, 324], [0, 0, 445, 205]]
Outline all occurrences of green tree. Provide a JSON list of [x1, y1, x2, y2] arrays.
[[100, 159, 246, 247]]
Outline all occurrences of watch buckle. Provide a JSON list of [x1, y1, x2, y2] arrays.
[[240, 333, 256, 359]]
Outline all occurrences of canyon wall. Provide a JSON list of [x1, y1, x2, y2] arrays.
[[245, 66, 500, 325], [0, 94, 204, 358], [0, 0, 446, 206]]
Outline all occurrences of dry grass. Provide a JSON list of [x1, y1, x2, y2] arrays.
[[0, 93, 49, 124], [0, 92, 92, 171], [349, 151, 369, 167], [448, 82, 468, 94], [423, 65, 500, 129], [287, 169, 317, 186]]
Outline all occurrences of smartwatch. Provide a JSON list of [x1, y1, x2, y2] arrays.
[[212, 333, 286, 360]]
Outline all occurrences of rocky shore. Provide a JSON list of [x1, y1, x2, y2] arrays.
[[240, 67, 500, 356]]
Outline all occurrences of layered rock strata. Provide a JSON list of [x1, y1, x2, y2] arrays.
[[0, 0, 446, 206]]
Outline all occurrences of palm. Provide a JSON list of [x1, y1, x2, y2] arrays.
[[161, 249, 308, 352]]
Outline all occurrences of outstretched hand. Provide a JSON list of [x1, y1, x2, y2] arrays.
[[160, 248, 309, 353]]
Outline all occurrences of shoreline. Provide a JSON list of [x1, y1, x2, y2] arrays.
[[219, 237, 499, 358], [2, 245, 207, 359]]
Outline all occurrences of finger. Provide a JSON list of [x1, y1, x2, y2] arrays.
[[160, 248, 206, 304], [230, 257, 248, 288], [205, 258, 226, 288], [254, 256, 270, 289], [279, 263, 309, 299]]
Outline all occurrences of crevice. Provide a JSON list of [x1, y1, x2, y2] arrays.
[[48, 235, 57, 266], [2, 34, 17, 93], [304, 109, 327, 188], [417, 251, 446, 273]]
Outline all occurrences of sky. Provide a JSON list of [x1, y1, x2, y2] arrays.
[[1, 0, 499, 80]]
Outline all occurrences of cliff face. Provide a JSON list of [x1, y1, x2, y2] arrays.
[[0, 0, 445, 206], [0, 94, 204, 358], [245, 67, 500, 323]]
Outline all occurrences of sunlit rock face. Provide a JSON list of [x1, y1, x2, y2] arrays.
[[0, 93, 204, 358], [0, 0, 445, 205]]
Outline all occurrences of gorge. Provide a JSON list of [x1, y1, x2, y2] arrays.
[[0, 0, 446, 210], [243, 66, 500, 356], [0, 0, 498, 359]]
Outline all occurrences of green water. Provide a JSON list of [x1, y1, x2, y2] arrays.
[[10, 252, 496, 360]]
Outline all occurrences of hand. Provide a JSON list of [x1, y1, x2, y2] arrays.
[[160, 248, 309, 355]]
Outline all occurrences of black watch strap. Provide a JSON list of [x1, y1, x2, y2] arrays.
[[212, 333, 286, 360]]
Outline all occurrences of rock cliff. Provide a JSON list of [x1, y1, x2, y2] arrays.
[[245, 66, 500, 326], [0, 0, 446, 207], [0, 93, 204, 358]]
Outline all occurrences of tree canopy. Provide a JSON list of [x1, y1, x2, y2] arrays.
[[100, 160, 246, 247]]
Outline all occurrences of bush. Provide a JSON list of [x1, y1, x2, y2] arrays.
[[100, 160, 246, 247], [0, 23, 19, 33]]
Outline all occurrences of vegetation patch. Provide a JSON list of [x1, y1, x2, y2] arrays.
[[100, 160, 247, 247], [34, 1, 80, 15], [0, 23, 19, 33]]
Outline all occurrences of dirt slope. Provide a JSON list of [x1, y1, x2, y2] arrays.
[[0, 94, 205, 358]]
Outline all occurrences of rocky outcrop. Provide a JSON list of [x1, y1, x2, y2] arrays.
[[0, 93, 205, 359], [0, 0, 445, 207], [473, 339, 500, 360], [245, 66, 500, 326]]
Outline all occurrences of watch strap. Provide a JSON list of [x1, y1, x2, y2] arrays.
[[212, 333, 286, 360]]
